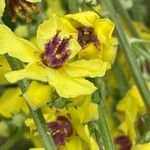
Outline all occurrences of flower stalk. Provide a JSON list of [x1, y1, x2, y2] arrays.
[[100, 0, 150, 109], [112, 59, 130, 96], [112, 0, 149, 54], [94, 78, 116, 150], [5, 54, 56, 150]]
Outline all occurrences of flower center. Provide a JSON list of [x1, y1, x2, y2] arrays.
[[7, 0, 39, 22], [115, 135, 132, 150], [77, 26, 99, 48], [41, 30, 71, 68], [48, 116, 73, 146]]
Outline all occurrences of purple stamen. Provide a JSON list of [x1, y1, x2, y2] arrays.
[[77, 26, 100, 48], [48, 116, 73, 146], [115, 135, 132, 150], [41, 31, 71, 68]]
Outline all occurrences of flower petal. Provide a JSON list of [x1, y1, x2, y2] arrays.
[[62, 136, 84, 150], [36, 16, 80, 58], [79, 44, 100, 60], [0, 87, 28, 118], [63, 59, 111, 78], [70, 96, 99, 123], [23, 81, 53, 110], [101, 38, 118, 64], [65, 11, 99, 27], [135, 143, 150, 150], [94, 18, 115, 44], [5, 63, 50, 83], [48, 72, 97, 98], [5, 62, 96, 98], [0, 25, 38, 62]]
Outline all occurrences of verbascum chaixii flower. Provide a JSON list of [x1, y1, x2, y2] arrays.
[[26, 99, 99, 150], [0, 0, 5, 18], [0, 15, 110, 98], [0, 55, 12, 85], [6, 0, 41, 22], [65, 11, 118, 64], [0, 87, 28, 118], [114, 83, 150, 148]]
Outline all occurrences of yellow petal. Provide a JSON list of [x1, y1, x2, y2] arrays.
[[0, 87, 28, 118], [0, 0, 5, 17], [79, 44, 101, 60], [0, 55, 11, 84], [84, 125, 99, 150], [48, 71, 97, 98], [61, 136, 84, 150], [70, 96, 99, 123], [5, 63, 50, 83], [23, 81, 53, 110], [116, 83, 150, 145], [36, 16, 80, 58], [65, 11, 99, 27], [128, 84, 147, 113], [5, 63, 97, 98], [94, 18, 115, 44], [101, 38, 118, 64], [0, 24, 37, 63], [135, 143, 150, 150], [63, 59, 111, 78]]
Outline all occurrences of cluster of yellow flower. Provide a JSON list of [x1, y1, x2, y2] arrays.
[[0, 0, 150, 150]]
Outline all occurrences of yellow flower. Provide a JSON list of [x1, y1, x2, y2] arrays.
[[0, 15, 110, 98], [0, 55, 12, 85], [65, 11, 118, 64], [115, 84, 149, 146], [26, 99, 99, 150], [0, 87, 28, 118]]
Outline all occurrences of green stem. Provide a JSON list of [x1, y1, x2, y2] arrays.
[[100, 0, 150, 108], [112, 59, 130, 96], [112, 0, 149, 53], [134, 45, 150, 61], [95, 78, 116, 150], [0, 125, 25, 150], [5, 55, 56, 150]]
